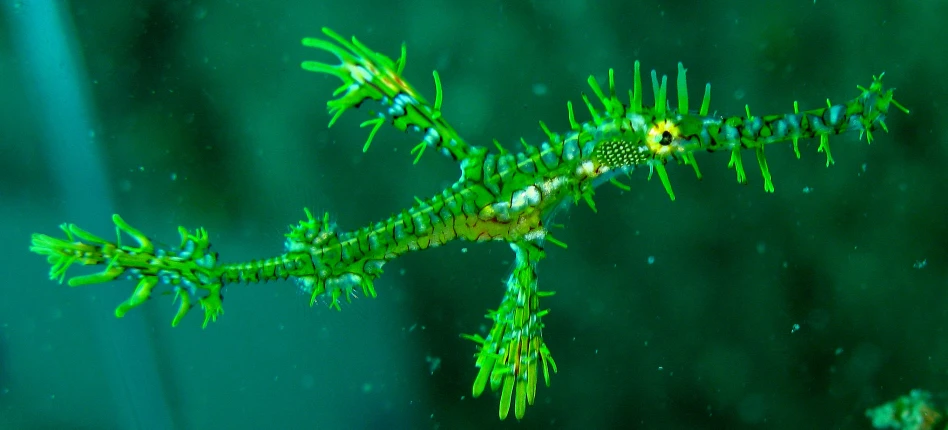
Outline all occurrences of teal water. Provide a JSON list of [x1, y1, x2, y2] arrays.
[[0, 1, 944, 429]]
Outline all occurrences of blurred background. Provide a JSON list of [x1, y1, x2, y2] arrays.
[[0, 0, 944, 428]]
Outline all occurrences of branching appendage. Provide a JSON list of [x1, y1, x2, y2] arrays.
[[30, 28, 910, 421], [30, 215, 225, 327], [300, 27, 482, 165], [463, 242, 557, 420], [29, 213, 322, 328]]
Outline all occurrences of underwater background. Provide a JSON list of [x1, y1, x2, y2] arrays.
[[0, 0, 945, 428]]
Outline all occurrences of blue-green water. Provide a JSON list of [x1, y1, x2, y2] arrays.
[[0, 1, 944, 428]]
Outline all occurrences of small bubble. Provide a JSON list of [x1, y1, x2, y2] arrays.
[[647, 256, 655, 265], [532, 83, 548, 96], [426, 356, 442, 375], [193, 6, 208, 20], [300, 374, 314, 389]]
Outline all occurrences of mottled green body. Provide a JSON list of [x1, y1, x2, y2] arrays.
[[30, 28, 906, 420]]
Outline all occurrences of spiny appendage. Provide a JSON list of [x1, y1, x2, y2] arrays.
[[579, 61, 909, 198], [284, 208, 385, 311], [691, 72, 910, 190], [29, 215, 225, 327], [300, 28, 478, 164], [463, 242, 557, 420]]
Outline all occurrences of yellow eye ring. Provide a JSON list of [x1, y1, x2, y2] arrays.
[[646, 120, 680, 157]]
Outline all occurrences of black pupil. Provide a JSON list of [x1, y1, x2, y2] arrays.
[[660, 131, 673, 146]]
